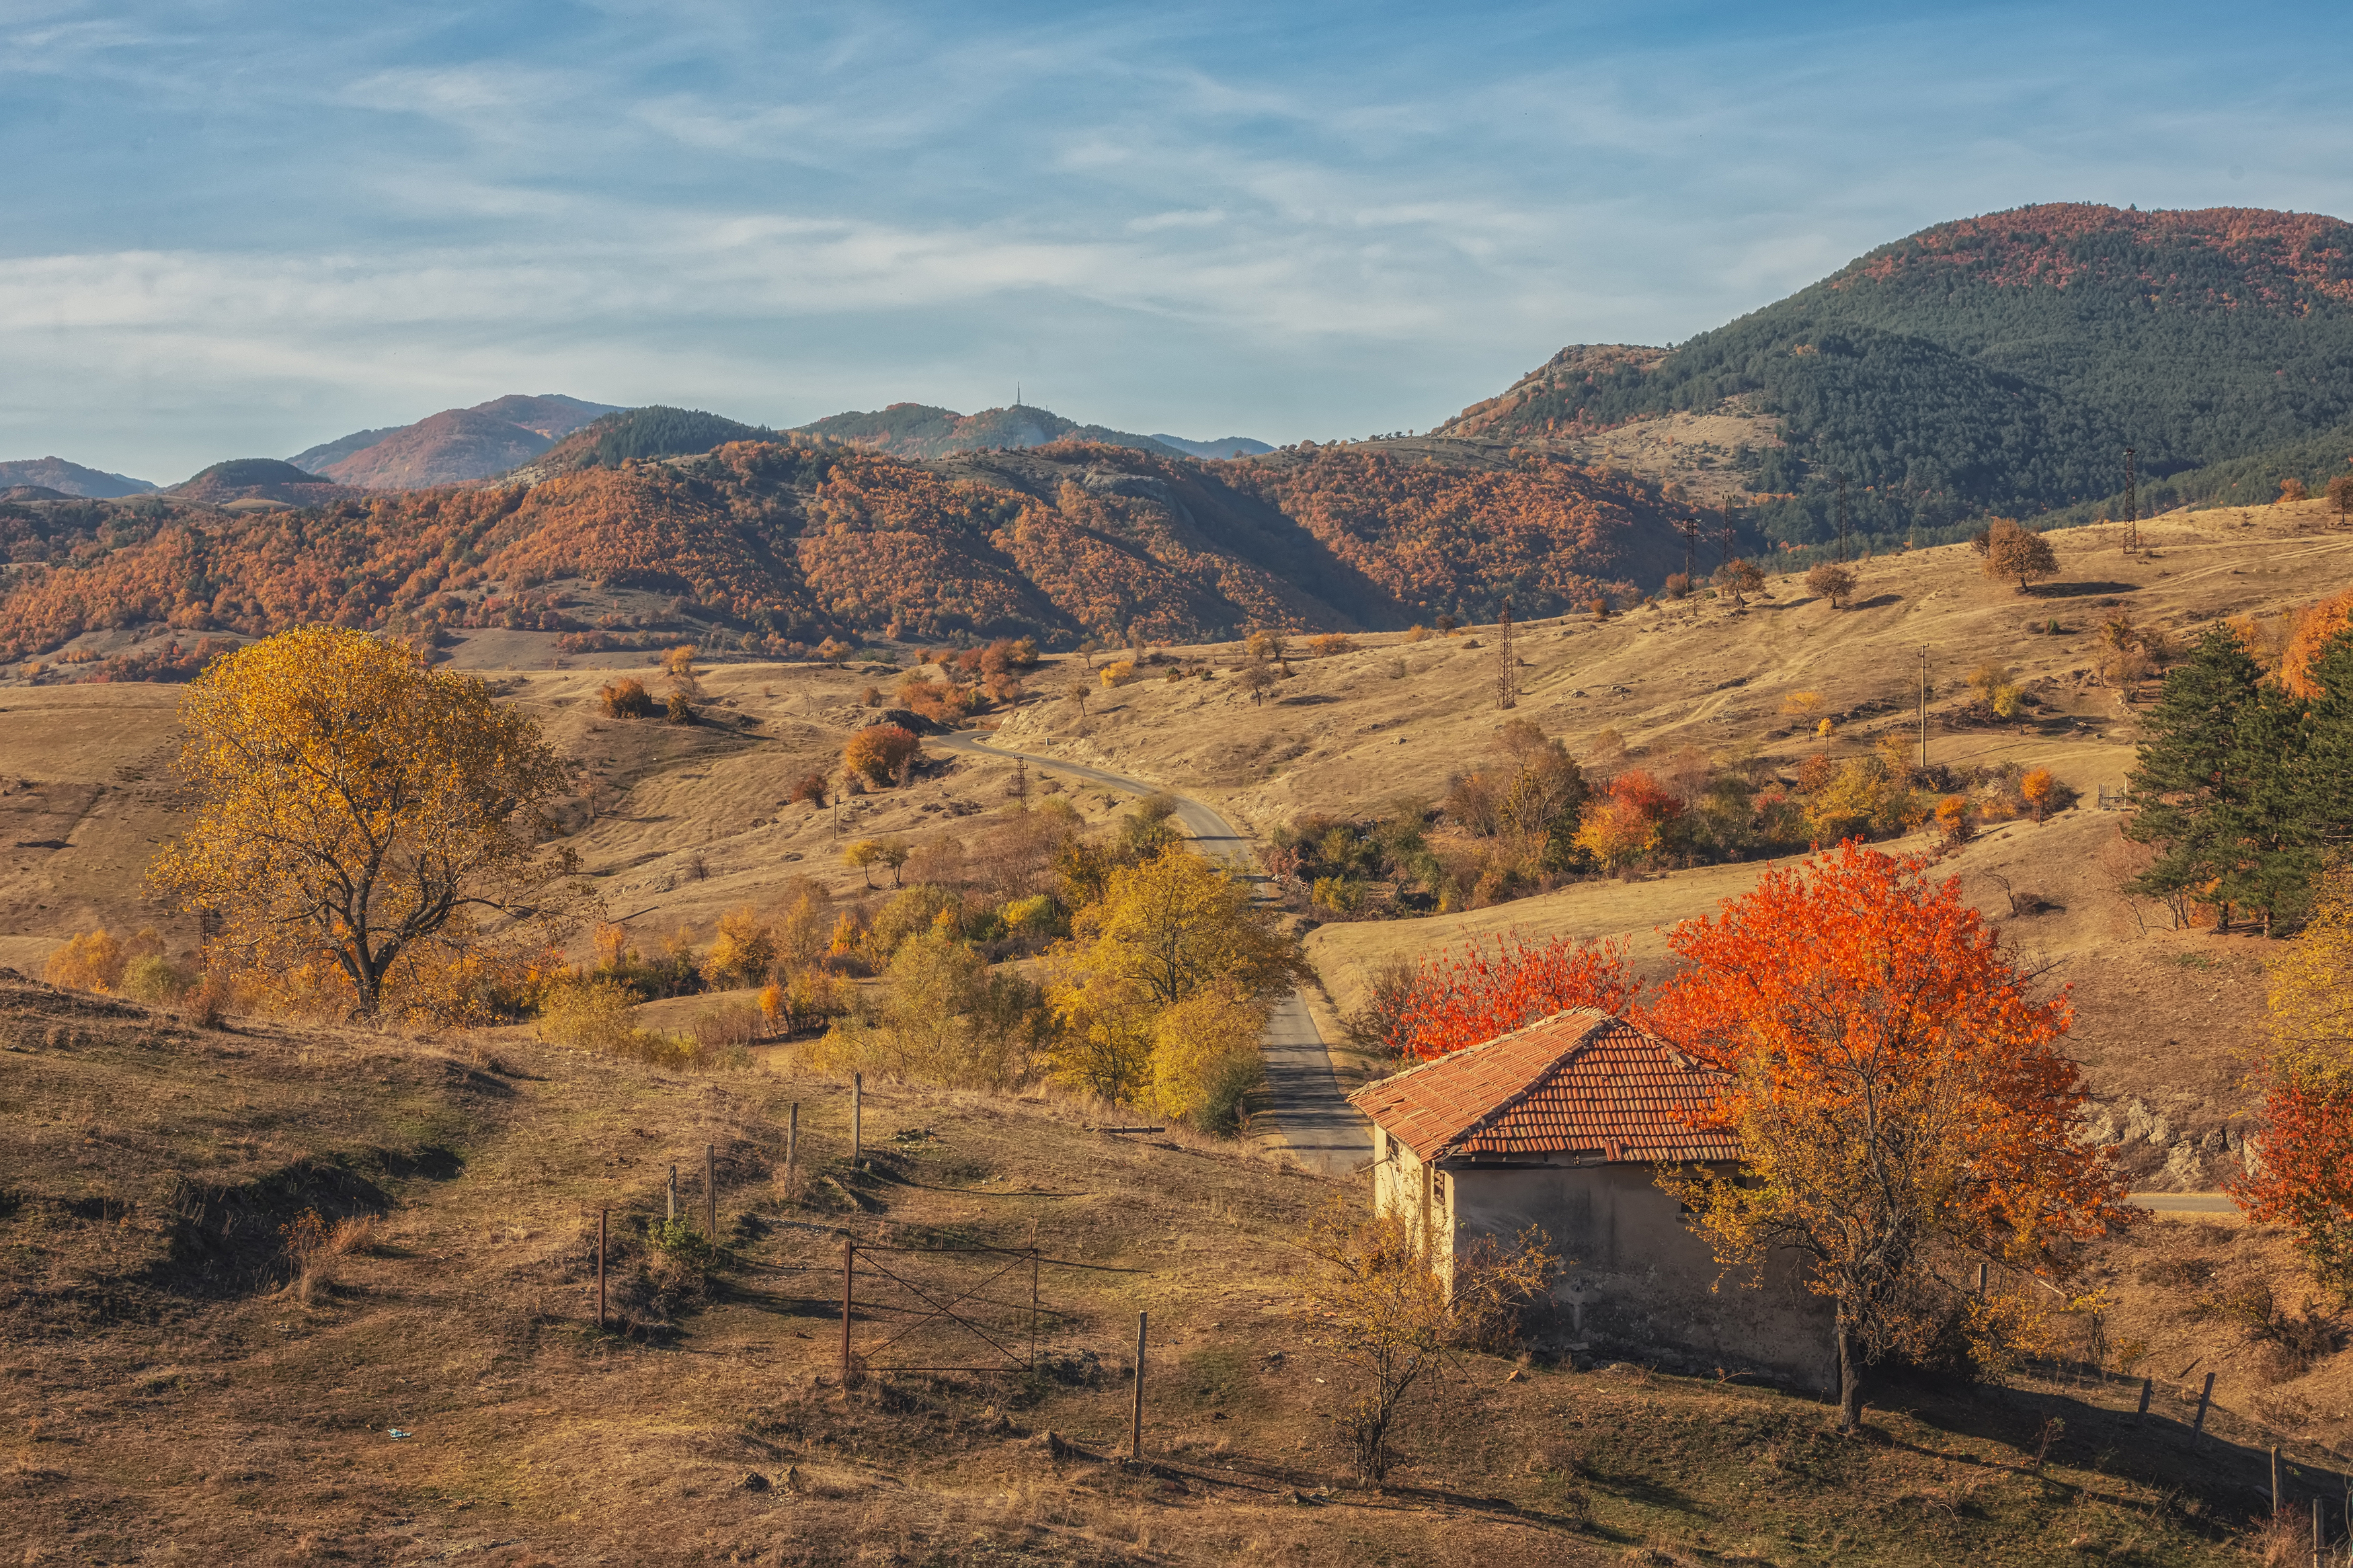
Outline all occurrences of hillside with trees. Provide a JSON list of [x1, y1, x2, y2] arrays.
[[0, 434, 1696, 665], [1445, 204, 2353, 555]]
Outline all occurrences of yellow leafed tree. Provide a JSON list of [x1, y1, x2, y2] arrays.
[[147, 627, 592, 1022], [1045, 845, 1306, 1105]]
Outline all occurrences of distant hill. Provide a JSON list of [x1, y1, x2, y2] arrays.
[[0, 457, 157, 499], [290, 394, 625, 490], [795, 403, 1191, 460], [287, 427, 405, 474], [1441, 203, 2353, 553], [1150, 434, 1275, 459], [321, 409, 559, 490], [0, 434, 1696, 662], [530, 407, 776, 472], [165, 459, 356, 507]]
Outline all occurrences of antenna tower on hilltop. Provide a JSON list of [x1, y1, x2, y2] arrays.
[[1495, 601, 1518, 710], [2122, 447, 2138, 554]]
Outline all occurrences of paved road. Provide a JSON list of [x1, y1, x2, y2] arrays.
[[939, 729, 1377, 1177], [2129, 1192, 2239, 1215]]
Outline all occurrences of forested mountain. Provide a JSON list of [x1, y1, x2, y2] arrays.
[[797, 403, 1205, 460], [0, 457, 157, 499], [0, 434, 1693, 665], [1444, 204, 2353, 553], [288, 394, 625, 489]]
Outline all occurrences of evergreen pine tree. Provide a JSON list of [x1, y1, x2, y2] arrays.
[[2126, 627, 2280, 928]]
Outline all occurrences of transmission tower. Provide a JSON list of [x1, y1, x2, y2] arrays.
[[1680, 513, 1698, 588], [2122, 447, 2138, 554], [1495, 600, 1518, 710]]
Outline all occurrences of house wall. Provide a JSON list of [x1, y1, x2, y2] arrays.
[[1373, 1134, 1831, 1388]]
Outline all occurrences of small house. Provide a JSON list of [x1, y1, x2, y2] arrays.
[[1349, 1007, 1831, 1383]]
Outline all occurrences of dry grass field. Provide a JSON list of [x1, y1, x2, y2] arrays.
[[0, 973, 2323, 1565]]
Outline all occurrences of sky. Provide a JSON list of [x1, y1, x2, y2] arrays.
[[6, 0, 2353, 482]]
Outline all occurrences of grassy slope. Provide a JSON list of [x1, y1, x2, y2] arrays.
[[0, 976, 2295, 1565]]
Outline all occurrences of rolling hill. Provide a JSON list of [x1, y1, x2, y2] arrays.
[[1443, 204, 2353, 554], [0, 457, 157, 499], [0, 433, 1696, 665], [289, 393, 625, 489]]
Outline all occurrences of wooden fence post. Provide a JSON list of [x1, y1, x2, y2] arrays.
[[2313, 1495, 2323, 1568], [1131, 1311, 1148, 1460], [668, 1163, 678, 1223], [706, 1142, 717, 1238], [596, 1208, 607, 1330], [840, 1237, 855, 1385], [852, 1073, 863, 1169], [1975, 1262, 1987, 1299], [2271, 1445, 2281, 1516], [787, 1103, 799, 1191], [2192, 1372, 2215, 1442], [2135, 1376, 2153, 1423]]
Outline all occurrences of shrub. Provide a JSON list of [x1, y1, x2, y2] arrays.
[[690, 1001, 760, 1048], [44, 928, 126, 991], [1099, 659, 1136, 687], [1306, 633, 1356, 657], [843, 724, 920, 788], [600, 677, 657, 718], [1002, 893, 1062, 939], [536, 977, 646, 1053], [787, 771, 829, 807], [2280, 477, 2310, 503], [664, 691, 696, 725], [1312, 876, 1365, 913], [122, 954, 195, 1005]]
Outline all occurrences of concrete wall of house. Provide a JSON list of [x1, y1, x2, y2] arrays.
[[1373, 1137, 1830, 1388]]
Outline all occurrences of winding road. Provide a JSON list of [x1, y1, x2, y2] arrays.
[[939, 730, 1375, 1178]]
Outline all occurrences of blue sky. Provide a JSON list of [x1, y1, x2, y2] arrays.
[[5, 0, 2352, 481]]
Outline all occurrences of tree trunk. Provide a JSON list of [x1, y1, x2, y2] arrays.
[[1835, 1319, 1863, 1431]]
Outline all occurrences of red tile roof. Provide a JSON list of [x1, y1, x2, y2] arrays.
[[1348, 1008, 1741, 1164]]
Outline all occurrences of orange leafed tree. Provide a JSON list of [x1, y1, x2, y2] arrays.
[[2231, 1071, 2353, 1294], [1389, 934, 1638, 1061], [1644, 841, 2135, 1430]]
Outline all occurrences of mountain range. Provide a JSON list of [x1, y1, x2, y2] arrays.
[[791, 402, 1268, 460], [9, 202, 2353, 669]]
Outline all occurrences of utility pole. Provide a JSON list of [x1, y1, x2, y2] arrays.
[[1680, 514, 1696, 587], [1836, 474, 1849, 564], [1494, 601, 1518, 710], [2123, 446, 2138, 554], [1919, 646, 1929, 771]]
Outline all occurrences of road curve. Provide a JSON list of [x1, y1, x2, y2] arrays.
[[937, 729, 1375, 1177]]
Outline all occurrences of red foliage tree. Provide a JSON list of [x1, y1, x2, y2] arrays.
[[2231, 1069, 2353, 1294], [1644, 841, 2135, 1428], [1389, 933, 1638, 1061]]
